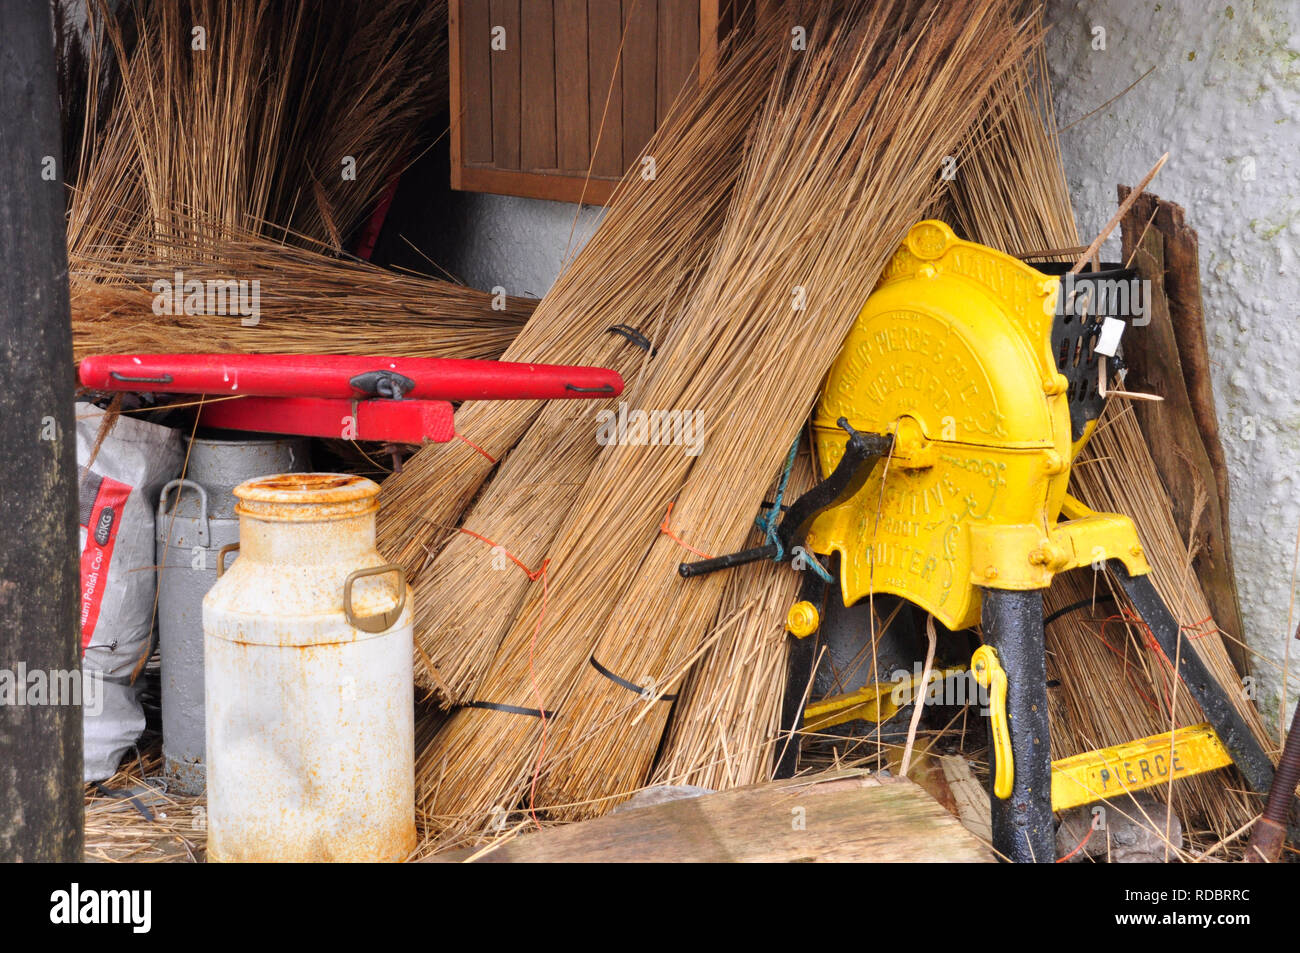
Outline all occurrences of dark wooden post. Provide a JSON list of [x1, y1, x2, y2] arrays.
[[0, 0, 83, 862]]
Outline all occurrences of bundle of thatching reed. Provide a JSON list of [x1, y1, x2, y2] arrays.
[[407, 330, 656, 700], [378, 26, 783, 635], [70, 0, 446, 259], [71, 218, 530, 362], [61, 1, 514, 368], [406, 28, 788, 842], [414, 0, 1039, 848], [63, 1, 147, 263], [650, 446, 814, 789], [530, 0, 1040, 824], [1045, 405, 1271, 846], [943, 36, 1078, 259]]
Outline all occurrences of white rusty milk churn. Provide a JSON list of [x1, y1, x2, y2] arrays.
[[203, 473, 415, 862]]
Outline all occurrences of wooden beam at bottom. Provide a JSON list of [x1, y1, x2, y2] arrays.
[[431, 773, 995, 863], [455, 164, 619, 206]]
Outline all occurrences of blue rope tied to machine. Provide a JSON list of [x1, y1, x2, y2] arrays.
[[755, 439, 798, 560], [755, 438, 833, 583]]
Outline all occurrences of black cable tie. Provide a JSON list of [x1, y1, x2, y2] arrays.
[[565, 383, 616, 394], [463, 700, 557, 719], [93, 782, 156, 822], [607, 324, 656, 356], [589, 656, 677, 701], [1043, 592, 1116, 628]]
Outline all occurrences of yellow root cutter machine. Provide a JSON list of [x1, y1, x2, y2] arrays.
[[680, 221, 1278, 862]]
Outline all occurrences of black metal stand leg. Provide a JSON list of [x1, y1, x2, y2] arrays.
[[981, 587, 1055, 863], [774, 571, 828, 779], [1111, 561, 1278, 796]]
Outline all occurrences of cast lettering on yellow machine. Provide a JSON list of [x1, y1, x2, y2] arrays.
[[806, 220, 1149, 631]]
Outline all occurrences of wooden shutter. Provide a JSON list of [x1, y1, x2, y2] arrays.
[[450, 0, 707, 205]]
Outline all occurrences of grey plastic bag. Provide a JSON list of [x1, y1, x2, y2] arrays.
[[76, 403, 183, 781]]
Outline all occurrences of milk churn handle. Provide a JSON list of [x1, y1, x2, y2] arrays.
[[159, 478, 210, 548], [343, 564, 408, 634], [216, 543, 240, 577]]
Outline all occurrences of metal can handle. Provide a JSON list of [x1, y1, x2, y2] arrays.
[[343, 563, 408, 634], [158, 478, 210, 547], [216, 543, 240, 578]]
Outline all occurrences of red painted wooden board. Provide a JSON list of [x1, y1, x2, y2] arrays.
[[79, 353, 623, 402], [197, 397, 457, 444]]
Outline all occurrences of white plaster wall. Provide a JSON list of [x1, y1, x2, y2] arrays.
[[447, 1, 1300, 729], [436, 191, 604, 299], [1045, 0, 1300, 729]]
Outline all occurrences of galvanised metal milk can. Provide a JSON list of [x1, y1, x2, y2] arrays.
[[203, 473, 415, 862], [156, 433, 308, 794]]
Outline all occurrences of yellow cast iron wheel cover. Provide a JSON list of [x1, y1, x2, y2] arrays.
[[808, 221, 1074, 631]]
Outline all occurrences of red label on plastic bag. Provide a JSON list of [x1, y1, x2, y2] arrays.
[[79, 476, 132, 652]]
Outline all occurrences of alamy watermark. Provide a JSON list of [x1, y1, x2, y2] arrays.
[[152, 269, 261, 326], [50, 883, 151, 933], [595, 402, 703, 456], [1054, 273, 1150, 327], [889, 663, 992, 713], [0, 665, 104, 716]]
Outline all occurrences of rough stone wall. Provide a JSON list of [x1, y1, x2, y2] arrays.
[[1046, 0, 1300, 730]]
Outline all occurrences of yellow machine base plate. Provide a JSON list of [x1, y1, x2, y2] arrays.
[[1050, 722, 1232, 812]]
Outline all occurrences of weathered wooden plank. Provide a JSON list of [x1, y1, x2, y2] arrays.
[[587, 0, 624, 178], [1119, 188, 1246, 673], [450, 0, 464, 181], [521, 0, 558, 171], [940, 755, 993, 845], [554, 0, 590, 172], [657, 0, 698, 125], [459, 0, 494, 166], [489, 0, 522, 170], [432, 774, 995, 862], [1119, 191, 1228, 481], [620, 0, 657, 169], [1119, 192, 1247, 674]]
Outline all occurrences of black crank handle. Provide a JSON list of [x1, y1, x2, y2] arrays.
[[679, 543, 778, 578], [678, 422, 890, 580]]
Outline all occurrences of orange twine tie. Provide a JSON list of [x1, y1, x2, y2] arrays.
[[660, 501, 713, 560], [457, 527, 549, 828], [455, 429, 498, 464]]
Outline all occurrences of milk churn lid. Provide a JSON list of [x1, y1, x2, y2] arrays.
[[234, 473, 379, 521]]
